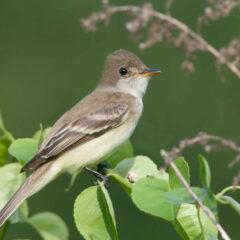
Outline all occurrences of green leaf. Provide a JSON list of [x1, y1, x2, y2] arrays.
[[205, 232, 218, 240], [132, 178, 176, 221], [0, 155, 6, 167], [198, 155, 211, 189], [169, 157, 190, 189], [74, 185, 118, 240], [0, 163, 25, 206], [0, 112, 14, 142], [104, 168, 132, 195], [202, 191, 219, 221], [164, 187, 208, 204], [8, 138, 38, 165], [0, 112, 4, 131], [0, 136, 11, 166], [198, 155, 218, 219], [98, 182, 118, 240], [102, 140, 133, 168], [219, 195, 240, 215], [9, 200, 29, 224], [0, 135, 11, 147], [155, 170, 169, 182], [173, 218, 190, 240], [28, 212, 69, 240], [113, 155, 159, 183], [0, 163, 28, 223], [175, 203, 218, 240]]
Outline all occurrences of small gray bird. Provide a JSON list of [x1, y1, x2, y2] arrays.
[[0, 49, 160, 226]]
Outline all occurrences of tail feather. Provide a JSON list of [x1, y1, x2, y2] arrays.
[[0, 161, 54, 227]]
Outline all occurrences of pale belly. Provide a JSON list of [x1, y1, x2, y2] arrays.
[[54, 119, 137, 171], [31, 96, 143, 194], [32, 120, 138, 194]]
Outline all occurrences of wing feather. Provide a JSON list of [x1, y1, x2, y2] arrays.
[[21, 102, 129, 171]]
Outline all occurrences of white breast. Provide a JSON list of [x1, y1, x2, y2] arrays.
[[32, 118, 139, 194], [35, 91, 144, 192], [54, 117, 138, 172]]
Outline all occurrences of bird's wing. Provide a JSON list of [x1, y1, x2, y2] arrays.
[[21, 102, 129, 171]]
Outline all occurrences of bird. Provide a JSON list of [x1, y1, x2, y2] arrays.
[[0, 49, 160, 226]]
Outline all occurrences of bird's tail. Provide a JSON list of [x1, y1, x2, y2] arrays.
[[0, 161, 55, 227]]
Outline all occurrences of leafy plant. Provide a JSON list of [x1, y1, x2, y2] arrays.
[[0, 113, 239, 240], [0, 117, 68, 240]]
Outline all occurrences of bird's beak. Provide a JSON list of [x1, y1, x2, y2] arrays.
[[138, 68, 161, 77]]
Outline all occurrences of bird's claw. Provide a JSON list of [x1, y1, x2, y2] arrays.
[[84, 164, 111, 188]]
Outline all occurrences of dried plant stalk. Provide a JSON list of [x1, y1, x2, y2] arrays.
[[161, 155, 231, 240], [163, 132, 240, 167], [198, 0, 240, 29], [81, 0, 240, 78], [160, 130, 240, 240], [163, 131, 240, 186]]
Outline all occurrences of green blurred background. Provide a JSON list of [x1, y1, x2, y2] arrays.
[[1, 0, 240, 239]]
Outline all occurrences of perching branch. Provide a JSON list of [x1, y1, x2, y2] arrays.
[[171, 161, 230, 240], [160, 130, 240, 239], [161, 150, 231, 240], [81, 0, 240, 78]]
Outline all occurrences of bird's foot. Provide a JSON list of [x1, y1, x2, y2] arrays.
[[84, 164, 111, 187]]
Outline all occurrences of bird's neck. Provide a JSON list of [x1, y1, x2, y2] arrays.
[[96, 76, 150, 99]]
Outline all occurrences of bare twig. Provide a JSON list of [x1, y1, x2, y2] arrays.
[[151, 10, 240, 77], [161, 131, 240, 239], [81, 0, 240, 78], [163, 131, 240, 187], [160, 134, 240, 162], [198, 0, 240, 31], [163, 132, 240, 165], [163, 156, 231, 240], [161, 131, 240, 240], [165, 0, 173, 16], [232, 170, 240, 187]]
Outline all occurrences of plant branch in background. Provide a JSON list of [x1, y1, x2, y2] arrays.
[[1, 115, 240, 239], [162, 131, 240, 187], [160, 130, 240, 239], [198, 0, 240, 31], [81, 0, 240, 77], [161, 150, 231, 240], [163, 132, 240, 167]]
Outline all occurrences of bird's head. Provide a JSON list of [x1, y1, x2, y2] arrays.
[[98, 49, 161, 98]]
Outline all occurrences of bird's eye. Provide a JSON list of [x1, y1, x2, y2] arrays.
[[119, 67, 128, 75]]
